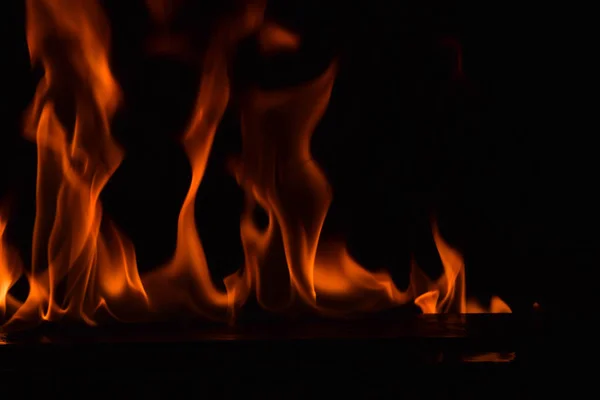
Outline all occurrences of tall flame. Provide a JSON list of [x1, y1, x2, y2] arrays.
[[141, 26, 235, 321], [0, 1, 510, 332], [142, 1, 267, 321], [229, 56, 414, 314], [4, 0, 148, 330]]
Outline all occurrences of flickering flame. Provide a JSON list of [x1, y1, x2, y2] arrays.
[[467, 296, 512, 314], [228, 61, 415, 314], [412, 224, 466, 313], [232, 62, 340, 307], [4, 0, 149, 330], [142, 21, 236, 321], [0, 0, 510, 332], [0, 212, 22, 320], [411, 223, 511, 314]]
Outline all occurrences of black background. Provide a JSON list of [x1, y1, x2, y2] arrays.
[[0, 0, 589, 317]]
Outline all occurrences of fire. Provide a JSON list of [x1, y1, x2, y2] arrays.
[[0, 0, 510, 332], [4, 0, 149, 330], [411, 223, 511, 314], [0, 210, 23, 320]]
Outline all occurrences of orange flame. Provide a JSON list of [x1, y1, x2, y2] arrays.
[[411, 222, 511, 314], [467, 296, 512, 314], [0, 212, 23, 320], [228, 60, 414, 315], [231, 61, 339, 308], [142, 1, 268, 321], [4, 0, 148, 330], [0, 1, 511, 332], [142, 27, 235, 321]]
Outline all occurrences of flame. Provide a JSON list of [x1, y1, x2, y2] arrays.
[[141, 28, 234, 320], [228, 57, 412, 315], [467, 296, 512, 314], [0, 213, 23, 320], [411, 222, 511, 314], [0, 1, 511, 332], [142, 1, 267, 321], [3, 0, 149, 330], [231, 61, 337, 308], [412, 223, 466, 313]]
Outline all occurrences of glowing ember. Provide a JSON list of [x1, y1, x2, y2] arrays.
[[0, 0, 510, 332]]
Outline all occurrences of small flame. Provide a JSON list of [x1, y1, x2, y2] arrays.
[[0, 212, 23, 320], [411, 222, 511, 314], [466, 296, 512, 314]]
